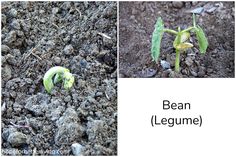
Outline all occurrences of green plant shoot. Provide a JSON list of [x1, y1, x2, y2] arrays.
[[151, 13, 208, 72], [43, 66, 75, 93]]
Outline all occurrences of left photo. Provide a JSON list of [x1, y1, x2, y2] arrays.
[[1, 1, 117, 155]]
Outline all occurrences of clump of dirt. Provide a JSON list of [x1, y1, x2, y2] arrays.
[[1, 1, 117, 155], [119, 2, 235, 78]]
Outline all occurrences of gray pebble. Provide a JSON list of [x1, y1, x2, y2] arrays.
[[2, 64, 12, 81], [8, 132, 28, 147], [190, 70, 198, 77], [2, 128, 17, 141], [52, 7, 59, 14], [1, 45, 11, 54], [185, 57, 193, 67], [10, 19, 21, 30], [12, 49, 21, 57], [138, 68, 157, 78], [71, 143, 84, 156], [64, 95, 72, 102], [6, 54, 17, 65], [54, 56, 61, 64], [198, 66, 206, 77], [192, 1, 198, 6], [80, 59, 88, 68], [206, 7, 217, 13], [172, 2, 184, 9], [207, 68, 213, 73], [190, 7, 204, 14], [2, 14, 7, 26], [63, 44, 74, 55], [160, 60, 171, 69], [3, 31, 17, 45], [95, 92, 103, 97], [9, 8, 18, 18], [2, 56, 6, 64]]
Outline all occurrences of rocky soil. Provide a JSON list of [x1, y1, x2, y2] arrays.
[[119, 1, 235, 78], [1, 1, 117, 155]]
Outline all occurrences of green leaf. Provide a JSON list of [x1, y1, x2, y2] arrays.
[[151, 17, 164, 63], [194, 26, 208, 54]]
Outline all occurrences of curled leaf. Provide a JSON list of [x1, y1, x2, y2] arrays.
[[176, 42, 193, 50], [43, 66, 74, 94], [151, 17, 164, 63]]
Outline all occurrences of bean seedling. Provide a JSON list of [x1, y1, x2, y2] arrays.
[[43, 66, 75, 93], [151, 14, 208, 72]]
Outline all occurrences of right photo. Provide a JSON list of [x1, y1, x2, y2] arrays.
[[119, 1, 235, 78]]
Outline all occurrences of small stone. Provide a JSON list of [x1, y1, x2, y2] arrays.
[[10, 91, 17, 98], [52, 7, 59, 14], [190, 7, 204, 14], [64, 96, 72, 102], [1, 45, 11, 54], [10, 19, 21, 30], [138, 68, 157, 78], [9, 8, 18, 18], [2, 128, 17, 141], [95, 92, 103, 97], [63, 44, 74, 55], [71, 143, 84, 156], [2, 14, 7, 26], [185, 57, 193, 67], [172, 1, 184, 8], [6, 54, 17, 65], [198, 66, 206, 77], [160, 60, 171, 69], [39, 10, 45, 14], [2, 56, 6, 64], [54, 56, 61, 64], [7, 132, 28, 147], [80, 59, 87, 68], [190, 70, 198, 77], [192, 1, 198, 6], [12, 49, 21, 57], [2, 64, 12, 81], [130, 15, 135, 20], [206, 7, 217, 13], [207, 68, 213, 73], [3, 31, 17, 45], [1, 102, 6, 115]]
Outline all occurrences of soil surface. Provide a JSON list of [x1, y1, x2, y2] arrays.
[[1, 1, 117, 155], [119, 1, 235, 78]]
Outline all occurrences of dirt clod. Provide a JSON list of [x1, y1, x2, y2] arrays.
[[7, 131, 28, 147]]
